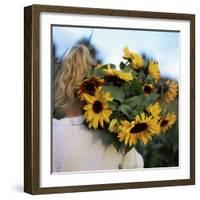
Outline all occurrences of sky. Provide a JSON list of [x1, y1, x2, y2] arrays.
[[52, 26, 179, 80]]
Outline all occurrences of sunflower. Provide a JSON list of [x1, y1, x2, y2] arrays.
[[143, 83, 155, 95], [146, 102, 162, 117], [118, 113, 160, 146], [123, 46, 144, 70], [78, 77, 104, 101], [159, 112, 176, 133], [148, 60, 160, 82], [108, 119, 120, 133], [83, 88, 113, 129], [104, 65, 133, 86], [164, 80, 178, 103]]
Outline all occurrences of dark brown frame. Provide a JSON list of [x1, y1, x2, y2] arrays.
[[24, 4, 195, 195]]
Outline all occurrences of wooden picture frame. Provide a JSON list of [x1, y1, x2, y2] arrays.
[[24, 4, 195, 194]]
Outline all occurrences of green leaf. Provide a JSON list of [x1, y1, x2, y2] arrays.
[[118, 104, 134, 119], [102, 85, 125, 102], [86, 67, 94, 78], [145, 75, 155, 85], [101, 132, 113, 146], [112, 139, 124, 152], [123, 96, 140, 108], [163, 82, 169, 93], [119, 62, 126, 70], [129, 79, 143, 95], [143, 93, 159, 106], [124, 145, 134, 154], [108, 63, 116, 69], [137, 70, 145, 80], [161, 105, 168, 115], [108, 101, 119, 111], [133, 94, 159, 114], [134, 104, 145, 114], [122, 65, 132, 73], [93, 64, 116, 78], [93, 67, 105, 78], [101, 131, 123, 152]]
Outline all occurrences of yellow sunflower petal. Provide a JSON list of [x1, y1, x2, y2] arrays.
[[84, 94, 96, 103], [102, 110, 111, 123], [84, 110, 94, 122], [148, 60, 160, 81], [164, 80, 178, 103], [124, 134, 130, 146], [129, 135, 137, 146], [160, 112, 176, 133], [83, 104, 92, 111], [123, 46, 131, 58], [140, 134, 149, 144], [99, 114, 104, 128], [146, 102, 161, 117], [93, 114, 100, 129]]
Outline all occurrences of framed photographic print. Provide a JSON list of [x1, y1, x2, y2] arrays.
[[24, 4, 195, 194]]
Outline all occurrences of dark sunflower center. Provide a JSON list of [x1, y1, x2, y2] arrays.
[[93, 101, 103, 113], [84, 82, 96, 95], [163, 84, 169, 94], [144, 85, 152, 94], [128, 58, 132, 63], [157, 85, 162, 95], [160, 120, 168, 127], [104, 75, 125, 86], [130, 123, 148, 134]]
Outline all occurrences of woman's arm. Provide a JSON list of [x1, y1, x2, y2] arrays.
[[121, 148, 144, 169], [52, 120, 66, 172]]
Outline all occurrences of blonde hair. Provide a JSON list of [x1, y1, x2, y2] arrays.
[[53, 45, 94, 115]]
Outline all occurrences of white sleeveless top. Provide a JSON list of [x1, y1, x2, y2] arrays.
[[52, 115, 144, 172]]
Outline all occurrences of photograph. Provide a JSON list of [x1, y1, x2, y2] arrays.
[[52, 25, 179, 173], [24, 5, 195, 194]]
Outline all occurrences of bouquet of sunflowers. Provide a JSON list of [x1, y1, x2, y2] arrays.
[[78, 46, 178, 153]]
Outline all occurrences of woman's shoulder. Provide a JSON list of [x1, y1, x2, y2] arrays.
[[53, 115, 84, 127], [53, 116, 84, 139]]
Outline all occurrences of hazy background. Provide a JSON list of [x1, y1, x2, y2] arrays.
[[52, 26, 179, 80]]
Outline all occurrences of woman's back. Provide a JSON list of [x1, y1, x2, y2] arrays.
[[53, 115, 144, 172]]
